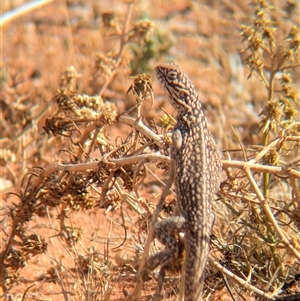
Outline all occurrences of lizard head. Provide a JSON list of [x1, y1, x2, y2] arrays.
[[155, 63, 194, 114]]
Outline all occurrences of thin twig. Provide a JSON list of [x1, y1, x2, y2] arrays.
[[125, 169, 175, 301], [209, 256, 273, 299], [222, 160, 300, 178], [244, 166, 300, 260], [118, 115, 165, 149], [1, 0, 56, 27], [51, 153, 170, 172], [248, 138, 281, 164], [99, 1, 134, 96]]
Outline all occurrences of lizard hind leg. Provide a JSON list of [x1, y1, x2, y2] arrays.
[[144, 216, 186, 299]]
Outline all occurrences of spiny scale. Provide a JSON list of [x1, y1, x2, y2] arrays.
[[155, 63, 221, 301]]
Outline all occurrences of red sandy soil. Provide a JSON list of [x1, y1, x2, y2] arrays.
[[1, 1, 299, 300]]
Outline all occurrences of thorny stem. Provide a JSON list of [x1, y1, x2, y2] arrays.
[[75, 121, 98, 159], [262, 68, 276, 198], [114, 182, 143, 215], [1, 219, 18, 266], [99, 1, 134, 96], [259, 69, 269, 89], [290, 177, 300, 207], [222, 160, 300, 177], [267, 70, 275, 110], [221, 274, 237, 301], [51, 154, 170, 171], [250, 138, 281, 163], [125, 169, 175, 301], [86, 127, 101, 157], [209, 257, 273, 299], [20, 284, 35, 301], [262, 168, 270, 198], [132, 157, 147, 196], [118, 115, 165, 149], [52, 260, 70, 301], [49, 156, 300, 178], [244, 166, 300, 261]]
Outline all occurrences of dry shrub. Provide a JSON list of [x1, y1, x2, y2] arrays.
[[1, 1, 299, 300]]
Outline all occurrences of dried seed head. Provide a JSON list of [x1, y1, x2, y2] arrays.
[[4, 267, 20, 289], [94, 52, 116, 79], [127, 74, 154, 107], [53, 89, 118, 125], [287, 25, 300, 54], [241, 25, 254, 42], [262, 148, 279, 165], [100, 188, 120, 210], [22, 234, 48, 256], [102, 12, 115, 28], [279, 96, 297, 120], [0, 148, 16, 165], [62, 226, 83, 248], [59, 66, 81, 92], [245, 52, 264, 77], [282, 73, 291, 84], [128, 19, 153, 45], [160, 114, 176, 129], [5, 248, 28, 270], [259, 99, 282, 133]]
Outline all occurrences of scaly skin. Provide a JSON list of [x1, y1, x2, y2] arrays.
[[154, 63, 221, 301]]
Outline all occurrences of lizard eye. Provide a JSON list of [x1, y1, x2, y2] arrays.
[[178, 90, 188, 99], [168, 71, 178, 79]]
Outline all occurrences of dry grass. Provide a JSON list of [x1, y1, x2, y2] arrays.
[[1, 0, 299, 300]]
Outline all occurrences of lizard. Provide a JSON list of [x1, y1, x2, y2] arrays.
[[146, 63, 221, 301]]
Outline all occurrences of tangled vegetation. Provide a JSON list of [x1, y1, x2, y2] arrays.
[[1, 0, 299, 300]]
